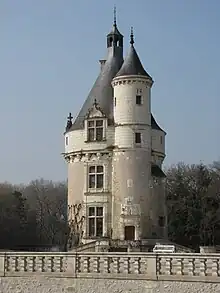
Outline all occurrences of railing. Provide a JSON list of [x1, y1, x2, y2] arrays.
[[1, 252, 220, 282], [157, 254, 220, 281]]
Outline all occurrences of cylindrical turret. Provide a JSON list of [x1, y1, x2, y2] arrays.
[[113, 76, 152, 149], [111, 75, 153, 240], [110, 29, 166, 241]]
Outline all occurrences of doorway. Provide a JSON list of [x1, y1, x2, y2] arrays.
[[124, 226, 135, 240]]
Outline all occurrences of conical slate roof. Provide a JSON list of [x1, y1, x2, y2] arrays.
[[116, 29, 152, 79], [116, 44, 152, 79], [70, 54, 123, 131], [70, 19, 124, 132], [107, 23, 123, 37], [151, 114, 166, 134]]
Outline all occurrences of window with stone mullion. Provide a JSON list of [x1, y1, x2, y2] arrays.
[[88, 165, 104, 189], [88, 119, 103, 141], [88, 207, 103, 237]]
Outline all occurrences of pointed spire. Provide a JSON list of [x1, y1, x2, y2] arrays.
[[114, 5, 117, 26], [115, 27, 153, 81], [130, 26, 134, 45], [107, 6, 123, 49]]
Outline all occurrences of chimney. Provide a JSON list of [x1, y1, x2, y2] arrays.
[[99, 59, 106, 71]]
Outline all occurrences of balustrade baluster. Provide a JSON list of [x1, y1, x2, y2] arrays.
[[103, 257, 110, 273], [112, 257, 119, 273], [206, 258, 212, 276], [94, 257, 100, 273], [199, 258, 206, 276], [186, 258, 194, 276], [165, 257, 171, 275], [174, 257, 182, 275], [19, 256, 25, 272], [135, 257, 141, 274], [194, 258, 200, 276], [90, 257, 96, 273], [139, 257, 147, 274], [212, 258, 218, 277], [123, 257, 130, 274], [82, 256, 90, 273]]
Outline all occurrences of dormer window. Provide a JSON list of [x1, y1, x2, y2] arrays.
[[85, 99, 107, 143], [88, 119, 104, 142]]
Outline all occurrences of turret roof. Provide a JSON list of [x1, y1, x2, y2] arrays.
[[151, 114, 166, 133], [107, 23, 123, 37], [115, 28, 152, 79], [116, 45, 152, 79], [70, 23, 123, 131]]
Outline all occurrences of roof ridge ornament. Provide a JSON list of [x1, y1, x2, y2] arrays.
[[65, 112, 73, 131], [86, 99, 106, 119], [130, 26, 134, 45], [93, 98, 98, 107]]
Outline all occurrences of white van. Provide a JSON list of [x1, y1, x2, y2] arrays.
[[153, 244, 175, 253]]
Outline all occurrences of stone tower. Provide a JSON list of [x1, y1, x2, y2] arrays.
[[63, 15, 167, 251], [111, 28, 167, 242]]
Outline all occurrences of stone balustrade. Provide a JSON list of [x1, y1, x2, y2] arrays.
[[1, 252, 220, 282]]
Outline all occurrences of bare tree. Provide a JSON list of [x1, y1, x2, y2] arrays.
[[67, 204, 85, 250]]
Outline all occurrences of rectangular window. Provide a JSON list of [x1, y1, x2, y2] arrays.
[[65, 136, 69, 146], [88, 206, 104, 237], [160, 136, 163, 144], [88, 165, 104, 189], [114, 97, 116, 107], [88, 119, 104, 141], [158, 216, 165, 227], [136, 95, 142, 105], [135, 132, 141, 144]]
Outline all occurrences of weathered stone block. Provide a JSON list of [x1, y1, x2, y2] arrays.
[[0, 254, 5, 276]]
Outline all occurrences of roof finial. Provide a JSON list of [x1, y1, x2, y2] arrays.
[[66, 112, 73, 131], [114, 5, 117, 26], [94, 98, 98, 107], [130, 26, 134, 45]]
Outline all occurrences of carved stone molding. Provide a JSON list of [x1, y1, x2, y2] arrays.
[[112, 78, 149, 87], [63, 151, 112, 163], [121, 204, 141, 217]]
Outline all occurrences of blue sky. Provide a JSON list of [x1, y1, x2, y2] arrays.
[[0, 0, 220, 184]]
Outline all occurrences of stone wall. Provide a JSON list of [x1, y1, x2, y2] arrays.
[[1, 252, 220, 292], [1, 277, 220, 293]]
